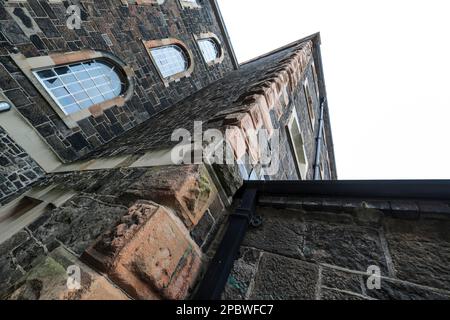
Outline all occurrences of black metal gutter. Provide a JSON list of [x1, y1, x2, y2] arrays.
[[194, 188, 258, 300], [313, 98, 326, 180], [209, 0, 240, 70], [241, 180, 450, 201]]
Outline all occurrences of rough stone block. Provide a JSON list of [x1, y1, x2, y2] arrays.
[[383, 218, 450, 291], [32, 196, 127, 255], [363, 276, 450, 300], [249, 253, 318, 300], [190, 210, 215, 249], [82, 201, 203, 300], [5, 247, 129, 300], [321, 266, 363, 295], [212, 163, 243, 197], [223, 247, 262, 300], [320, 288, 368, 300], [120, 165, 217, 229], [243, 207, 389, 274]]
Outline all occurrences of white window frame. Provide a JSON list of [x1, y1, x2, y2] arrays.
[[194, 32, 225, 66], [32, 60, 126, 116], [143, 38, 195, 86], [11, 50, 134, 128], [286, 106, 309, 180]]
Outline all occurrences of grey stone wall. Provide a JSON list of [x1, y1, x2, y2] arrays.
[[0, 126, 44, 204], [0, 0, 235, 162], [223, 196, 450, 300]]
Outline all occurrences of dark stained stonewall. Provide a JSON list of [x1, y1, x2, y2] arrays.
[[363, 276, 450, 300], [249, 253, 318, 300], [222, 247, 262, 300], [320, 288, 368, 300], [321, 267, 363, 295], [0, 20, 29, 44], [12, 8, 33, 29], [190, 210, 215, 249], [32, 196, 127, 255], [0, 64, 19, 90], [243, 207, 389, 274], [384, 218, 450, 291]]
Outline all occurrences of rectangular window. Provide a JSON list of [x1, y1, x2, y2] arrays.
[[303, 78, 315, 131], [286, 107, 309, 180]]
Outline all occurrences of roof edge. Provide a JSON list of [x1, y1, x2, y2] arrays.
[[240, 32, 321, 66]]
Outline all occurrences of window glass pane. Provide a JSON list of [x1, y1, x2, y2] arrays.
[[54, 66, 70, 75], [198, 39, 219, 63], [43, 78, 62, 89], [73, 92, 89, 101], [64, 104, 81, 115], [58, 96, 76, 107], [81, 79, 95, 89], [51, 87, 70, 98], [60, 74, 77, 84], [79, 99, 94, 110], [33, 59, 127, 115], [67, 83, 83, 94], [69, 64, 84, 73], [150, 45, 189, 78], [37, 70, 56, 79], [86, 88, 101, 99]]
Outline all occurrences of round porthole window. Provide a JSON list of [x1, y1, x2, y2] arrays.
[[0, 101, 12, 113]]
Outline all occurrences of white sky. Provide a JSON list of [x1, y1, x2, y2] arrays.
[[217, 0, 450, 180]]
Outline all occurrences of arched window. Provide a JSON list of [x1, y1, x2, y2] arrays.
[[33, 60, 127, 115], [198, 39, 220, 63], [150, 45, 189, 79]]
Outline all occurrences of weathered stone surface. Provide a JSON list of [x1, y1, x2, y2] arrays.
[[190, 210, 215, 249], [0, 255, 24, 298], [120, 165, 217, 229], [12, 238, 46, 272], [223, 247, 262, 300], [0, 230, 29, 255], [83, 201, 203, 300], [320, 288, 368, 300], [384, 218, 450, 291], [243, 207, 388, 274], [6, 247, 129, 300], [212, 163, 243, 197], [249, 253, 318, 300], [32, 196, 128, 255], [0, 126, 45, 204], [321, 267, 363, 295], [363, 276, 450, 300]]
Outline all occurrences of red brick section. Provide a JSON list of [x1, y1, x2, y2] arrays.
[[82, 201, 203, 300]]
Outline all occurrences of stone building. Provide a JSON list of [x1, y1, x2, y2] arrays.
[[0, 0, 448, 300]]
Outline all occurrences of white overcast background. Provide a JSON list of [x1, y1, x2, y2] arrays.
[[217, 0, 450, 180]]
